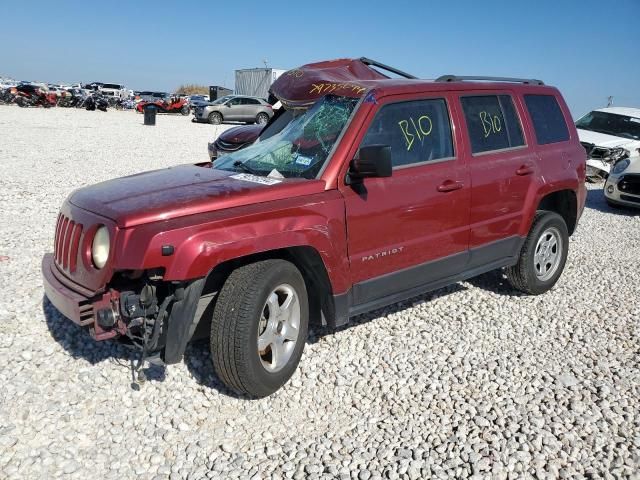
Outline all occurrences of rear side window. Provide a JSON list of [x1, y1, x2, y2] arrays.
[[360, 98, 454, 168], [524, 94, 570, 145], [461, 95, 525, 154]]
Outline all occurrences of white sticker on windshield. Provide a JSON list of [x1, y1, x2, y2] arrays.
[[268, 169, 284, 179], [295, 155, 313, 166], [230, 173, 282, 185]]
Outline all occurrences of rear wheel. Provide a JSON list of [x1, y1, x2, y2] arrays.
[[256, 112, 270, 125], [210, 260, 308, 398], [209, 111, 223, 124], [505, 211, 569, 295]]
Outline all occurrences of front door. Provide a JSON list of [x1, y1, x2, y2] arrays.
[[340, 94, 470, 306]]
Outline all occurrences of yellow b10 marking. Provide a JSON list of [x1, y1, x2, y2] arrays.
[[479, 111, 502, 138], [398, 115, 433, 151]]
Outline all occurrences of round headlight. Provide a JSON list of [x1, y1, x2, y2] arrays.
[[92, 226, 110, 269], [612, 158, 630, 175]]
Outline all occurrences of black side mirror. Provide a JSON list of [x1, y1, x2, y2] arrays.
[[347, 145, 392, 184]]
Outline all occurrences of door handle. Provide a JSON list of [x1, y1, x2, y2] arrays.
[[437, 180, 464, 192], [516, 164, 534, 176]]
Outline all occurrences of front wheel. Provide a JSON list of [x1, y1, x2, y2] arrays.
[[180, 105, 190, 115], [208, 111, 223, 124], [505, 211, 569, 295], [210, 260, 308, 398], [256, 112, 269, 125]]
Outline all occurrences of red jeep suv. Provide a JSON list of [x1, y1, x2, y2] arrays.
[[42, 58, 586, 397]]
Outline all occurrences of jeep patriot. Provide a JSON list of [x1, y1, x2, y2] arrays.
[[42, 58, 586, 397]]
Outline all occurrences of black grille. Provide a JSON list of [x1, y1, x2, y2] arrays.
[[618, 174, 640, 196], [620, 194, 640, 204], [216, 139, 248, 151]]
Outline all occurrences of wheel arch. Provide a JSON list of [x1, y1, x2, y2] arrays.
[[198, 246, 335, 332], [536, 189, 578, 235]]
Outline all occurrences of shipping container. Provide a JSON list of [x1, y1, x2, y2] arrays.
[[234, 68, 285, 99]]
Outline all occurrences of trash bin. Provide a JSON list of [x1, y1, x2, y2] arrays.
[[143, 105, 156, 126]]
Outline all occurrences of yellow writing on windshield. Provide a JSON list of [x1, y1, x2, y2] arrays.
[[479, 111, 502, 137], [287, 69, 304, 78], [309, 83, 367, 96], [398, 115, 433, 151]]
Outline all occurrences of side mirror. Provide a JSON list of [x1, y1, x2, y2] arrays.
[[347, 145, 392, 183]]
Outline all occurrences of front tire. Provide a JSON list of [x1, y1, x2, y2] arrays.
[[505, 211, 569, 295], [181, 105, 190, 115], [256, 112, 269, 125], [210, 260, 309, 398], [208, 111, 223, 124]]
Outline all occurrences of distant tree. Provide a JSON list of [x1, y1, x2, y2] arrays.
[[175, 84, 209, 95]]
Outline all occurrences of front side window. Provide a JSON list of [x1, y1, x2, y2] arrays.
[[461, 95, 525, 154], [360, 98, 454, 167], [214, 95, 358, 179], [525, 94, 570, 144]]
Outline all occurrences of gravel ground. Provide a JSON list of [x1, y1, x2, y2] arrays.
[[0, 105, 639, 479]]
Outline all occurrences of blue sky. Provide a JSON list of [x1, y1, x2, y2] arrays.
[[2, 0, 638, 117]]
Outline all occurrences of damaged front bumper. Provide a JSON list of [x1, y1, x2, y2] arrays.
[[42, 253, 207, 364], [42, 253, 125, 341]]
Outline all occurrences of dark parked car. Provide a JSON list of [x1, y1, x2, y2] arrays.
[[43, 58, 586, 398], [193, 95, 273, 125]]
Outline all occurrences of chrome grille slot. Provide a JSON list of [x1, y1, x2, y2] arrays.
[[54, 214, 83, 273]]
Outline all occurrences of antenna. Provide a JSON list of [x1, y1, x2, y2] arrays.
[[262, 59, 269, 69], [606, 96, 613, 107]]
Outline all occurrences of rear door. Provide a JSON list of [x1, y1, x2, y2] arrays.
[[340, 93, 471, 305], [457, 92, 536, 255], [242, 98, 262, 122]]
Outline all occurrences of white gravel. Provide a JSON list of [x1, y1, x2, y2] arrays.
[[0, 105, 639, 479]]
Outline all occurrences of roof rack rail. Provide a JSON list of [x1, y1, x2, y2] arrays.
[[435, 75, 544, 86], [360, 57, 417, 80]]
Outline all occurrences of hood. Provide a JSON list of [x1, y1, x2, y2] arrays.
[[217, 124, 264, 144], [70, 164, 325, 228], [577, 128, 640, 150], [270, 58, 388, 109]]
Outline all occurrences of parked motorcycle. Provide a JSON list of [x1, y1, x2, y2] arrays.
[[85, 93, 108, 112], [14, 85, 57, 108]]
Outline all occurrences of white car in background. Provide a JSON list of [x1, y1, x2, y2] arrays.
[[577, 107, 640, 208], [577, 107, 640, 182]]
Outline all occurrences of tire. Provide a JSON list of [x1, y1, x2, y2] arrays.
[[180, 105, 190, 116], [210, 259, 309, 398], [256, 112, 270, 125], [505, 211, 569, 295], [208, 111, 223, 125]]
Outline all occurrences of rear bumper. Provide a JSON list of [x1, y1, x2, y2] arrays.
[[42, 253, 93, 326]]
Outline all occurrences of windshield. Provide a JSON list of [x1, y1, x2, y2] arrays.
[[214, 95, 358, 179], [576, 111, 640, 140]]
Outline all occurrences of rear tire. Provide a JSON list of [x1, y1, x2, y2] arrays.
[[210, 260, 308, 398], [505, 211, 569, 295], [209, 111, 223, 125]]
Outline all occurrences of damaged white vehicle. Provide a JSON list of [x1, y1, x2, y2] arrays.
[[576, 108, 640, 187]]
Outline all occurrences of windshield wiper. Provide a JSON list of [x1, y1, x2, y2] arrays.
[[233, 160, 261, 176]]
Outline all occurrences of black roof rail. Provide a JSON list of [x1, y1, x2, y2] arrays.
[[435, 75, 544, 86], [360, 57, 417, 80]]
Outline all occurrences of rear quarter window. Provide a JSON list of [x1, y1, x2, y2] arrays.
[[461, 95, 525, 154], [524, 94, 570, 145]]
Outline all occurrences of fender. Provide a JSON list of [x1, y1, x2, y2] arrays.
[[116, 191, 352, 294]]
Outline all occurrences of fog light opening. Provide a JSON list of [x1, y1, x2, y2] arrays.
[[606, 185, 615, 194]]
